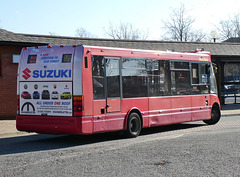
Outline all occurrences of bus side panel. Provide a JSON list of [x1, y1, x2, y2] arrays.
[[92, 100, 106, 133], [82, 51, 94, 116], [191, 95, 211, 121], [209, 94, 221, 109], [122, 98, 149, 128], [149, 97, 172, 127], [171, 96, 192, 123], [105, 112, 124, 131]]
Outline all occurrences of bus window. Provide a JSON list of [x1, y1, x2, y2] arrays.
[[62, 54, 72, 63], [122, 58, 148, 98], [191, 63, 210, 94], [171, 61, 191, 95], [92, 56, 105, 99], [210, 64, 217, 94], [171, 71, 191, 95], [148, 60, 170, 96], [171, 61, 189, 69], [106, 58, 120, 98], [27, 55, 37, 64], [192, 63, 199, 84]]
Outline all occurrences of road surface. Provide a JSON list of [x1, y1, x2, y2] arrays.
[[1, 115, 240, 176]]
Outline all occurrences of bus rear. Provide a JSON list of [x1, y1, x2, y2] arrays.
[[16, 45, 85, 134]]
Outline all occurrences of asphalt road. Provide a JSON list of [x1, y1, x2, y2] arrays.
[[1, 116, 240, 177]]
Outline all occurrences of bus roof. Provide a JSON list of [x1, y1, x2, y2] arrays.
[[83, 45, 211, 62], [23, 45, 211, 62]]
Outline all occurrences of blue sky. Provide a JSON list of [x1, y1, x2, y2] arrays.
[[1, 0, 240, 40]]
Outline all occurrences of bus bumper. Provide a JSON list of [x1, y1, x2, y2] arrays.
[[16, 115, 93, 135]]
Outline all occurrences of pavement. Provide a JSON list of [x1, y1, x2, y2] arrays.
[[0, 104, 239, 138]]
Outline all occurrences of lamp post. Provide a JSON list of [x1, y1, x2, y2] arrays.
[[210, 31, 219, 42]]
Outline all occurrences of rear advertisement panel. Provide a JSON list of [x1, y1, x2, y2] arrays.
[[19, 46, 74, 82], [18, 46, 77, 117], [20, 82, 72, 116]]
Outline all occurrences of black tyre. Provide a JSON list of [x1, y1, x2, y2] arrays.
[[203, 105, 221, 125], [126, 112, 142, 138]]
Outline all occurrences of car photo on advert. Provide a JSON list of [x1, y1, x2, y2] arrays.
[[20, 82, 72, 116]]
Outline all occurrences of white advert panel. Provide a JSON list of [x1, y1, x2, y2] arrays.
[[20, 82, 72, 116]]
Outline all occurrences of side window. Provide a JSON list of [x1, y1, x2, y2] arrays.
[[171, 61, 191, 95], [122, 58, 148, 98], [106, 58, 120, 98], [192, 63, 199, 84], [92, 56, 105, 99], [148, 60, 170, 96], [191, 63, 210, 94]]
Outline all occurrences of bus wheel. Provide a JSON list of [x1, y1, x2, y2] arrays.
[[203, 105, 220, 125], [126, 112, 142, 138]]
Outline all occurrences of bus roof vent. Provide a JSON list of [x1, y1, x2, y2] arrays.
[[195, 48, 204, 52]]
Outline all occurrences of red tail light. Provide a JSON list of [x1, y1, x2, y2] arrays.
[[17, 95, 20, 114], [73, 96, 83, 117]]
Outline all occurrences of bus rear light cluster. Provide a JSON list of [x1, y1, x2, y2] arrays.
[[73, 96, 83, 117], [17, 95, 20, 114]]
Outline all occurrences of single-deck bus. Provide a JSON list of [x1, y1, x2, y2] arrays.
[[16, 45, 221, 137]]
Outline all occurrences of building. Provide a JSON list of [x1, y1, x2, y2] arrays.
[[1, 28, 240, 118]]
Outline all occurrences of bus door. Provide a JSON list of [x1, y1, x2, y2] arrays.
[[170, 61, 192, 123], [92, 56, 122, 132], [191, 63, 212, 121], [105, 57, 123, 131]]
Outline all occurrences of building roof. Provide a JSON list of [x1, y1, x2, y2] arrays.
[[1, 28, 240, 56], [224, 37, 240, 43]]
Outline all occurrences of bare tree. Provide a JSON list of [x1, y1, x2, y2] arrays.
[[49, 32, 58, 36], [217, 12, 240, 40], [162, 4, 206, 42], [188, 29, 207, 42], [104, 22, 148, 40], [75, 27, 95, 38]]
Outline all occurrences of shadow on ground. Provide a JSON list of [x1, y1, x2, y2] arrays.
[[0, 122, 205, 156]]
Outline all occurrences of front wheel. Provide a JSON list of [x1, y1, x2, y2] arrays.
[[203, 105, 221, 125], [126, 112, 142, 138]]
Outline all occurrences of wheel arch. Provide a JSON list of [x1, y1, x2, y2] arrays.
[[203, 102, 221, 125], [124, 107, 143, 130]]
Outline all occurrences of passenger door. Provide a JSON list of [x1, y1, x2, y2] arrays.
[[92, 56, 123, 132], [105, 57, 123, 131]]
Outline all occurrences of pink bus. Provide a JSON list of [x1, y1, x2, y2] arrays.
[[16, 45, 221, 137]]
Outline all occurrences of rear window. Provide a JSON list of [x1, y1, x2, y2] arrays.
[[27, 55, 37, 64], [62, 54, 72, 63], [26, 54, 72, 64]]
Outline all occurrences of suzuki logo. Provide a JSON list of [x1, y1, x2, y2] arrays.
[[22, 68, 31, 80]]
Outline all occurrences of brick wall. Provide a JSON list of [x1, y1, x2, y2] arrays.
[[0, 45, 22, 119]]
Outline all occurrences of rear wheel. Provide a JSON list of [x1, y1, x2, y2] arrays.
[[126, 112, 142, 138], [203, 105, 221, 125]]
